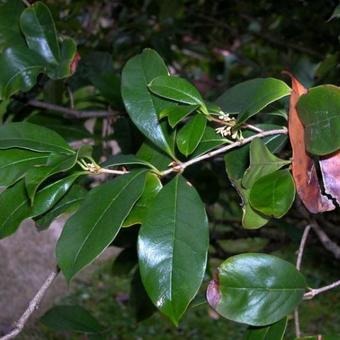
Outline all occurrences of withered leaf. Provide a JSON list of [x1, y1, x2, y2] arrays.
[[286, 72, 335, 213]]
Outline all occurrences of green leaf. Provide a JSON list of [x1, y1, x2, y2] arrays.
[[242, 138, 290, 189], [35, 185, 87, 231], [0, 122, 74, 154], [0, 0, 25, 52], [207, 253, 306, 326], [176, 114, 207, 157], [124, 172, 162, 227], [160, 104, 199, 128], [217, 237, 269, 254], [56, 170, 147, 281], [138, 175, 209, 325], [149, 75, 206, 108], [245, 317, 288, 340], [112, 247, 137, 276], [20, 2, 77, 79], [191, 126, 230, 157], [0, 149, 49, 188], [297, 85, 340, 155], [102, 154, 157, 172], [0, 173, 81, 238], [137, 142, 172, 172], [41, 305, 105, 334], [224, 146, 269, 229], [215, 78, 291, 125], [121, 49, 174, 157], [0, 47, 44, 99], [249, 170, 295, 218], [25, 152, 78, 203]]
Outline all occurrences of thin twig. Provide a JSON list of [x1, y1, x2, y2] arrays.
[[294, 224, 311, 338], [0, 269, 59, 340], [304, 279, 340, 300], [294, 309, 301, 338], [98, 168, 129, 175], [160, 128, 288, 176], [21, 0, 31, 6], [296, 225, 312, 271], [310, 222, 340, 259], [27, 99, 117, 119]]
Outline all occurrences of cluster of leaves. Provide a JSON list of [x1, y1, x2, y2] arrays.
[[0, 1, 340, 340]]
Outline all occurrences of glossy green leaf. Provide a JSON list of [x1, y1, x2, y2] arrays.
[[297, 85, 340, 155], [242, 138, 290, 189], [191, 126, 230, 157], [0, 0, 25, 52], [176, 114, 207, 157], [130, 268, 156, 322], [245, 317, 288, 340], [149, 75, 206, 108], [124, 172, 162, 227], [0, 149, 49, 188], [138, 175, 209, 325], [0, 122, 73, 154], [250, 170, 295, 218], [102, 154, 157, 172], [20, 2, 77, 79], [0, 173, 81, 238], [56, 170, 147, 281], [35, 185, 87, 231], [216, 78, 291, 125], [121, 49, 174, 157], [41, 305, 105, 334], [25, 152, 78, 203], [160, 104, 199, 128], [207, 253, 306, 326], [224, 146, 269, 229], [0, 47, 44, 99], [137, 142, 172, 172]]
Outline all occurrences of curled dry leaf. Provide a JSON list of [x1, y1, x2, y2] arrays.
[[320, 151, 340, 205], [286, 72, 335, 213]]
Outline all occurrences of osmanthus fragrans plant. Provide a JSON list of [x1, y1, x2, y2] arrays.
[[0, 1, 340, 340]]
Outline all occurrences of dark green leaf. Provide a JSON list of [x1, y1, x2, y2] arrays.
[[41, 305, 105, 334], [121, 49, 175, 157], [0, 122, 74, 154], [35, 185, 87, 230], [245, 317, 288, 340], [149, 75, 206, 108], [191, 126, 230, 157], [160, 104, 199, 128], [124, 172, 162, 227], [249, 170, 295, 218], [20, 2, 77, 79], [0, 149, 49, 188], [138, 175, 209, 325], [242, 138, 290, 189], [216, 78, 291, 125], [130, 268, 156, 321], [217, 237, 269, 254], [112, 247, 137, 276], [137, 142, 172, 172], [56, 170, 147, 281], [25, 152, 78, 203], [0, 0, 25, 52], [297, 85, 340, 155], [176, 114, 207, 157], [0, 173, 81, 238], [207, 253, 306, 326], [102, 154, 157, 172]]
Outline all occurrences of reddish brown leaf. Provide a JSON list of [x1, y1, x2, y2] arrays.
[[286, 72, 335, 213], [320, 150, 340, 205], [70, 52, 81, 74]]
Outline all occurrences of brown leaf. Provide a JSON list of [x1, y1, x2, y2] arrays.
[[286, 72, 335, 213], [320, 150, 340, 205]]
